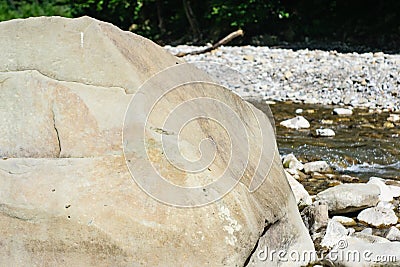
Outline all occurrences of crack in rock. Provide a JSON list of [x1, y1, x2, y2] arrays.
[[0, 69, 128, 94], [243, 220, 273, 266], [0, 168, 29, 175], [52, 106, 61, 158]]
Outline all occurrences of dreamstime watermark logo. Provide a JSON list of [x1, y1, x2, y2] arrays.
[[122, 62, 277, 207], [257, 238, 398, 264], [326, 239, 398, 264]]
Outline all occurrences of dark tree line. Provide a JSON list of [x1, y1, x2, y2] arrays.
[[1, 0, 399, 51]]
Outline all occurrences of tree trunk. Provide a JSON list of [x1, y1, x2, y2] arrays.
[[156, 0, 166, 34], [182, 0, 201, 41]]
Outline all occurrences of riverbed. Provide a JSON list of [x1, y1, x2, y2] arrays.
[[252, 101, 400, 182]]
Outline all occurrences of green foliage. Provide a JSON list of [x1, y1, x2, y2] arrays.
[[0, 0, 398, 49], [207, 0, 285, 28], [0, 0, 72, 21], [71, 0, 136, 29]]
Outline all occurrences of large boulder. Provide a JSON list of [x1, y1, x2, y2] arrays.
[[315, 183, 380, 214], [0, 16, 313, 266]]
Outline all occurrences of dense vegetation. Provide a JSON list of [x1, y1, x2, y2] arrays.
[[1, 0, 399, 51]]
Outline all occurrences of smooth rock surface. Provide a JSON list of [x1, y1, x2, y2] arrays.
[[388, 185, 400, 198], [350, 232, 390, 244], [385, 226, 400, 241], [361, 228, 373, 235], [303, 161, 331, 174], [357, 207, 398, 227], [0, 16, 314, 266], [280, 116, 310, 129], [316, 184, 380, 214], [377, 201, 395, 210], [387, 114, 400, 122], [333, 107, 353, 115], [368, 177, 395, 202], [320, 219, 349, 248], [282, 153, 304, 171], [285, 171, 312, 208], [315, 128, 335, 137], [332, 216, 357, 226], [326, 237, 400, 267]]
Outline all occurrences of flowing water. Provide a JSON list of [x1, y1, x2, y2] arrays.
[[251, 101, 400, 181]]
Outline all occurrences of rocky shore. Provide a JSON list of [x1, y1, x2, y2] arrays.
[[166, 45, 400, 265], [283, 154, 400, 266], [165, 45, 400, 111]]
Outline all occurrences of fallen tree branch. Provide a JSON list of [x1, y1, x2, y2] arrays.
[[175, 29, 244, 57]]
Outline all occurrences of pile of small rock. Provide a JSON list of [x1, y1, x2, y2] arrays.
[[165, 45, 400, 111], [283, 153, 400, 266]]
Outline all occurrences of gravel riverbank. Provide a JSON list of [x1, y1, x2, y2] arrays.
[[165, 45, 400, 111]]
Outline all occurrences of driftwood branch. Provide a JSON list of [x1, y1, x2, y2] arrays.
[[175, 29, 244, 57]]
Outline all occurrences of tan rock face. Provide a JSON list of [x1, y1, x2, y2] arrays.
[[0, 16, 313, 266]]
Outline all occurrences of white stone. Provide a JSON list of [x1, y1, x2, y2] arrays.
[[321, 119, 334, 124], [282, 153, 304, 171], [347, 228, 356, 235], [286, 168, 298, 176], [377, 201, 395, 210], [303, 161, 331, 174], [351, 232, 390, 243], [284, 70, 293, 79], [332, 216, 356, 226], [280, 116, 310, 129], [357, 207, 398, 227], [360, 228, 373, 235], [316, 184, 380, 213], [326, 237, 400, 267], [321, 219, 349, 248], [388, 185, 400, 198], [295, 108, 303, 114], [285, 171, 312, 208], [315, 128, 335, 137], [333, 107, 353, 115], [386, 226, 400, 241], [367, 177, 394, 202], [387, 114, 400, 122]]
